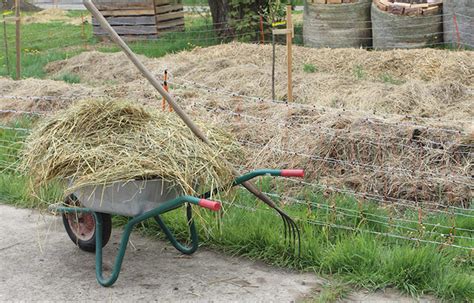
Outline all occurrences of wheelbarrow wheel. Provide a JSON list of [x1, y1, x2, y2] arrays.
[[62, 194, 112, 253]]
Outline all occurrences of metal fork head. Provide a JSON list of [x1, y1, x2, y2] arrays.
[[276, 208, 301, 257]]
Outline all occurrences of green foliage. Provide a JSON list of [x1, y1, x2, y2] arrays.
[[380, 73, 403, 85], [353, 64, 365, 80], [227, 0, 292, 41], [262, 0, 286, 24], [56, 73, 81, 84], [303, 63, 317, 73], [0, 118, 63, 208], [0, 22, 93, 78], [316, 283, 349, 303]]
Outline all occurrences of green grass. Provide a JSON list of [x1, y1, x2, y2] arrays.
[[315, 282, 349, 303], [0, 15, 249, 79], [0, 21, 94, 78], [353, 64, 366, 80], [380, 73, 403, 85], [55, 72, 81, 83], [303, 63, 317, 73], [0, 118, 63, 208]]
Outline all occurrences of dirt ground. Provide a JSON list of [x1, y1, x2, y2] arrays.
[[0, 204, 438, 302]]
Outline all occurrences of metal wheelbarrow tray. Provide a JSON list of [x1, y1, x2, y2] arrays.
[[50, 169, 304, 287]]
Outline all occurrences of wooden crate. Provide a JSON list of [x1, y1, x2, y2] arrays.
[[92, 0, 184, 39]]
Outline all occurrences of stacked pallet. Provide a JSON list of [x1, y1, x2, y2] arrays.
[[373, 0, 443, 16], [92, 0, 184, 40]]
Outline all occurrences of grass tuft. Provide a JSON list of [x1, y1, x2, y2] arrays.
[[303, 63, 317, 73], [56, 73, 81, 83]]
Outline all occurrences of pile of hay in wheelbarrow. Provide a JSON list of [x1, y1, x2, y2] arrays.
[[21, 99, 240, 198]]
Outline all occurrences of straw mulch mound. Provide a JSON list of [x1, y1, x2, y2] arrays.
[[45, 43, 474, 122], [21, 99, 240, 198], [177, 93, 473, 209], [0, 77, 100, 121], [16, 43, 474, 209]]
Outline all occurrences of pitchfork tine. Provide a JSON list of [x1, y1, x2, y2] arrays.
[[281, 213, 288, 242], [276, 208, 300, 257]]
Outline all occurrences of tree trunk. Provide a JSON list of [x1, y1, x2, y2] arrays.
[[208, 0, 233, 37]]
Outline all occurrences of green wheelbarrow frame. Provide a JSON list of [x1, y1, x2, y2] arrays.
[[51, 169, 304, 287]]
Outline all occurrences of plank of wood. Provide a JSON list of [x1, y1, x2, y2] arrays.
[[95, 2, 154, 11], [388, 5, 404, 15], [120, 34, 159, 41], [404, 7, 422, 16], [427, 0, 443, 7], [93, 25, 158, 35], [100, 9, 156, 16], [156, 11, 184, 22], [374, 0, 387, 11], [159, 26, 185, 34], [156, 18, 184, 30], [422, 6, 440, 15], [393, 2, 411, 7], [154, 0, 170, 6], [272, 28, 292, 35], [155, 4, 183, 14], [327, 0, 342, 3], [97, 34, 159, 42], [410, 3, 429, 9], [92, 16, 156, 26]]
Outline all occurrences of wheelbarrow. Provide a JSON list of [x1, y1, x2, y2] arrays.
[[50, 169, 304, 287]]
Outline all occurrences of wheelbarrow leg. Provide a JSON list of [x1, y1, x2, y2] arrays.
[[94, 212, 135, 287], [154, 203, 198, 255]]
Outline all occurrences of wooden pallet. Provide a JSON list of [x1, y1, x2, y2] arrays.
[[373, 0, 442, 16], [92, 0, 184, 39]]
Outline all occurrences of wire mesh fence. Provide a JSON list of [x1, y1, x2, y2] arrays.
[[0, 7, 472, 252]]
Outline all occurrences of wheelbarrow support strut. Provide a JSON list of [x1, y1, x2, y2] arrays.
[[54, 196, 219, 287]]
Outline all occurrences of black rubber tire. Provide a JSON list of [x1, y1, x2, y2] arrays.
[[62, 194, 112, 253]]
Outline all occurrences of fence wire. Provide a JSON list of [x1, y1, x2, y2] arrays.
[[0, 9, 472, 251]]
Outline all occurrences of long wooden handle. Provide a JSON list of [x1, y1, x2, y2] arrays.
[[83, 0, 277, 207], [84, 0, 210, 145]]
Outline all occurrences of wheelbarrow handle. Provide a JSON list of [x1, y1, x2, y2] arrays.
[[198, 199, 222, 211], [281, 169, 305, 178]]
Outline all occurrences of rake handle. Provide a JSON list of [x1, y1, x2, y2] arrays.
[[84, 0, 279, 210]]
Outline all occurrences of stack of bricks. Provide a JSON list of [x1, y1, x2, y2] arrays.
[[373, 0, 443, 16]]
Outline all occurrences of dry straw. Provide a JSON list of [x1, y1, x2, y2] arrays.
[[21, 99, 240, 198]]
